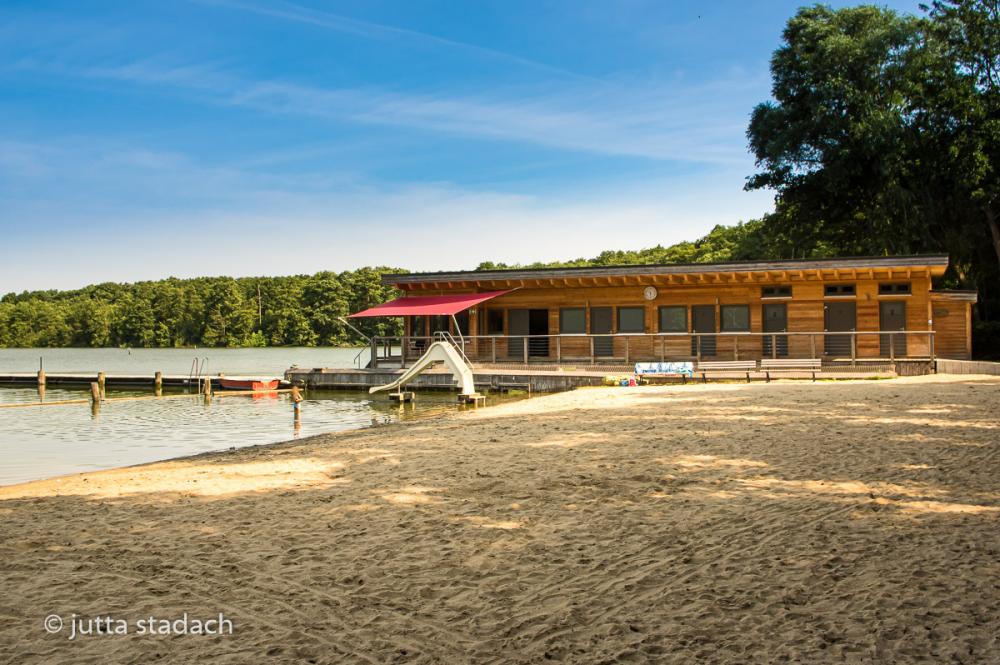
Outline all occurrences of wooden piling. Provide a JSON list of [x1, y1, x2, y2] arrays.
[[37, 369, 46, 388], [97, 372, 106, 399], [90, 382, 101, 405], [154, 371, 163, 396]]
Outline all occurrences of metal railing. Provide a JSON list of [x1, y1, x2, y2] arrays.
[[367, 330, 935, 367]]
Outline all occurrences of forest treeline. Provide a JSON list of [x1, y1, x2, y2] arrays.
[[0, 268, 406, 348]]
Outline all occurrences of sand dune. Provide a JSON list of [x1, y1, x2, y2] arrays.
[[1, 374, 999, 663]]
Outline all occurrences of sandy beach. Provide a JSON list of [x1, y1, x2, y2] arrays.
[[2, 374, 999, 664]]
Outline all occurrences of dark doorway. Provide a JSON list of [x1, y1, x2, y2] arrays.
[[762, 303, 788, 358], [454, 310, 469, 337], [528, 309, 549, 357], [691, 305, 716, 357], [824, 302, 856, 356], [590, 307, 613, 357], [508, 309, 528, 360], [879, 301, 907, 356], [410, 316, 427, 352]]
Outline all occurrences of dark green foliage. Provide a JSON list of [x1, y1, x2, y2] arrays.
[[475, 220, 777, 271], [746, 1, 1000, 328], [0, 268, 404, 348]]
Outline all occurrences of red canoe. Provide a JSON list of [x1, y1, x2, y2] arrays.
[[218, 377, 281, 391]]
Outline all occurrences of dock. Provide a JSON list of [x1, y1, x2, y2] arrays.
[[0, 373, 272, 389], [284, 367, 611, 393]]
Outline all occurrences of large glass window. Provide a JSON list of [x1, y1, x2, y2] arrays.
[[430, 315, 449, 333], [658, 306, 687, 332], [560, 307, 586, 334], [486, 309, 504, 335], [454, 311, 469, 336], [410, 316, 425, 337], [720, 305, 750, 332], [617, 306, 645, 333]]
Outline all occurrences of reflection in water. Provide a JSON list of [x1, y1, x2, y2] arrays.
[[0, 386, 522, 486]]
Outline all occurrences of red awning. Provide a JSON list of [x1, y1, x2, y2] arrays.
[[347, 290, 513, 318]]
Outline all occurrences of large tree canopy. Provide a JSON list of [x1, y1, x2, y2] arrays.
[[746, 1, 1000, 324]]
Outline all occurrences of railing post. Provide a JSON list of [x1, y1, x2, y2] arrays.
[[659, 336, 665, 362], [371, 336, 378, 369], [890, 332, 895, 361], [590, 336, 595, 365], [929, 331, 935, 361], [734, 335, 739, 360], [556, 336, 562, 364], [625, 336, 630, 364], [523, 337, 528, 364], [772, 334, 777, 360], [850, 333, 856, 366], [492, 336, 497, 364], [696, 335, 702, 362], [810, 334, 816, 359]]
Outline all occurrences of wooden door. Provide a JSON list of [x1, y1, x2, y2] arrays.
[[691, 305, 716, 357], [879, 301, 907, 356], [508, 309, 528, 360], [824, 302, 856, 356], [762, 303, 788, 358], [590, 307, 613, 357], [528, 309, 549, 357]]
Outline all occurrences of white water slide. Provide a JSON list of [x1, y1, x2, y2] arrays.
[[369, 340, 476, 397]]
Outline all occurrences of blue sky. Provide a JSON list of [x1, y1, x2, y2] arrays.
[[1, 0, 925, 291]]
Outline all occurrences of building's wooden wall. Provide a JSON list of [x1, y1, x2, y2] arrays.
[[403, 274, 958, 359], [931, 297, 973, 359]]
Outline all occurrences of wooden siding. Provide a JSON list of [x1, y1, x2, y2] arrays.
[[400, 270, 957, 360], [931, 296, 973, 359]]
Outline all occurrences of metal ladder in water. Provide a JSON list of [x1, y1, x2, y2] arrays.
[[188, 357, 208, 391]]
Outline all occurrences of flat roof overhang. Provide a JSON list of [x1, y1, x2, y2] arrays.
[[383, 254, 950, 289], [930, 289, 978, 303]]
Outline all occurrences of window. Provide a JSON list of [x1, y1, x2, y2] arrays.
[[658, 306, 687, 332], [824, 284, 856, 296], [411, 316, 425, 337], [879, 282, 911, 295], [720, 305, 750, 332], [486, 309, 504, 335], [430, 315, 449, 333], [617, 306, 645, 333], [560, 307, 586, 334], [761, 285, 792, 298], [455, 311, 470, 336]]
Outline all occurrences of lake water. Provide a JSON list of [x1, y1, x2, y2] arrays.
[[0, 348, 521, 487]]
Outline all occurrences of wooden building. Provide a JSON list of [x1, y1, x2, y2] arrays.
[[353, 255, 976, 364]]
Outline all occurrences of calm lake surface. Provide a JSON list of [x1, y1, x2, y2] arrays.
[[0, 348, 521, 486]]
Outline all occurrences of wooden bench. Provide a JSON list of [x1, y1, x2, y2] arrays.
[[696, 360, 758, 383], [760, 358, 822, 381]]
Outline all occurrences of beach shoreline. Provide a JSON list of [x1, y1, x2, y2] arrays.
[[2, 374, 999, 663]]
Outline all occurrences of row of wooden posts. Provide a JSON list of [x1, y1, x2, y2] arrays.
[[17, 370, 304, 424]]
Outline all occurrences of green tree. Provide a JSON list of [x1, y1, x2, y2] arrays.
[[745, 2, 1000, 325]]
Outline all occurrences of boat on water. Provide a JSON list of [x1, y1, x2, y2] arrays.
[[218, 377, 282, 391]]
